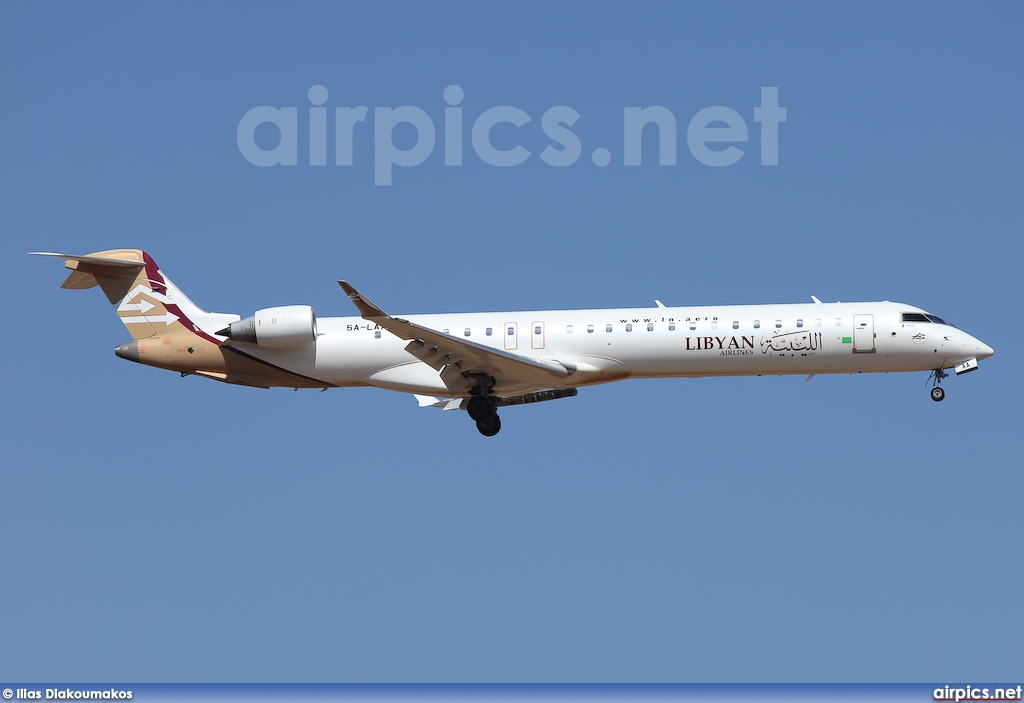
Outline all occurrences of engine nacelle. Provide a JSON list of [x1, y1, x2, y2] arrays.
[[221, 305, 317, 348]]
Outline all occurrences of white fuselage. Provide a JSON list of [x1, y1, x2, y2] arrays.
[[235, 300, 994, 397]]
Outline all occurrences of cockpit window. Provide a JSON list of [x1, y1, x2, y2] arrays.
[[902, 312, 956, 327]]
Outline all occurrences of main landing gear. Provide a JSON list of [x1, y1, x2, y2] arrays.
[[467, 393, 501, 436], [466, 378, 502, 437], [928, 368, 949, 402]]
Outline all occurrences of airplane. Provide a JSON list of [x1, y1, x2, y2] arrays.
[[33, 249, 994, 436]]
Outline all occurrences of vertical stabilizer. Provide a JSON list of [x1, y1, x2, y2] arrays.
[[32, 249, 239, 341]]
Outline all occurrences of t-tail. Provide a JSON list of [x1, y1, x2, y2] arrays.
[[30, 249, 239, 343]]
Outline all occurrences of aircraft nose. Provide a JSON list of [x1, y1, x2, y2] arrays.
[[977, 340, 994, 360]]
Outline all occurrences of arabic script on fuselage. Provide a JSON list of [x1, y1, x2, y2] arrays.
[[760, 331, 823, 355]]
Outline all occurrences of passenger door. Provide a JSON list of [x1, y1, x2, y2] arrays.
[[853, 314, 875, 353]]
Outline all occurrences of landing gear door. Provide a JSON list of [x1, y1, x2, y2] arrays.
[[853, 314, 875, 353], [504, 322, 518, 350]]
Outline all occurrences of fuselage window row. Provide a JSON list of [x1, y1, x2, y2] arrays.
[[386, 318, 850, 341]]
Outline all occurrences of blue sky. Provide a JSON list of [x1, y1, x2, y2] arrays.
[[1, 1, 1021, 683]]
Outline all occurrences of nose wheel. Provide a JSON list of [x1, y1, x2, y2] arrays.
[[928, 368, 949, 402]]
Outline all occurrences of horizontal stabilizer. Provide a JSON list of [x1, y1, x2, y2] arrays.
[[32, 250, 146, 295], [31, 251, 147, 269]]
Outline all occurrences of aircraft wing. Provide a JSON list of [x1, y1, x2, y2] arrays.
[[338, 281, 575, 394]]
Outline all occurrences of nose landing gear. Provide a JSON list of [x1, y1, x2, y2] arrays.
[[928, 368, 949, 402]]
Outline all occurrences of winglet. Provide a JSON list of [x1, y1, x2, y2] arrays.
[[338, 280, 389, 319]]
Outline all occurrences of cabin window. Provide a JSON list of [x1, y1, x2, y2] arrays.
[[647, 323, 654, 331], [485, 327, 493, 336], [587, 325, 594, 333], [814, 318, 822, 327], [710, 321, 718, 330], [374, 330, 381, 339], [797, 319, 804, 328], [566, 325, 573, 334], [835, 318, 842, 326], [775, 320, 782, 329], [689, 322, 696, 331], [732, 321, 739, 329], [753, 320, 761, 329], [668, 323, 675, 331], [626, 323, 633, 332], [507, 326, 514, 336], [534, 325, 542, 335], [606, 324, 613, 332], [464, 328, 471, 337]]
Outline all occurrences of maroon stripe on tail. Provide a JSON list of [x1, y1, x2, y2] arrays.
[[142, 251, 222, 345]]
